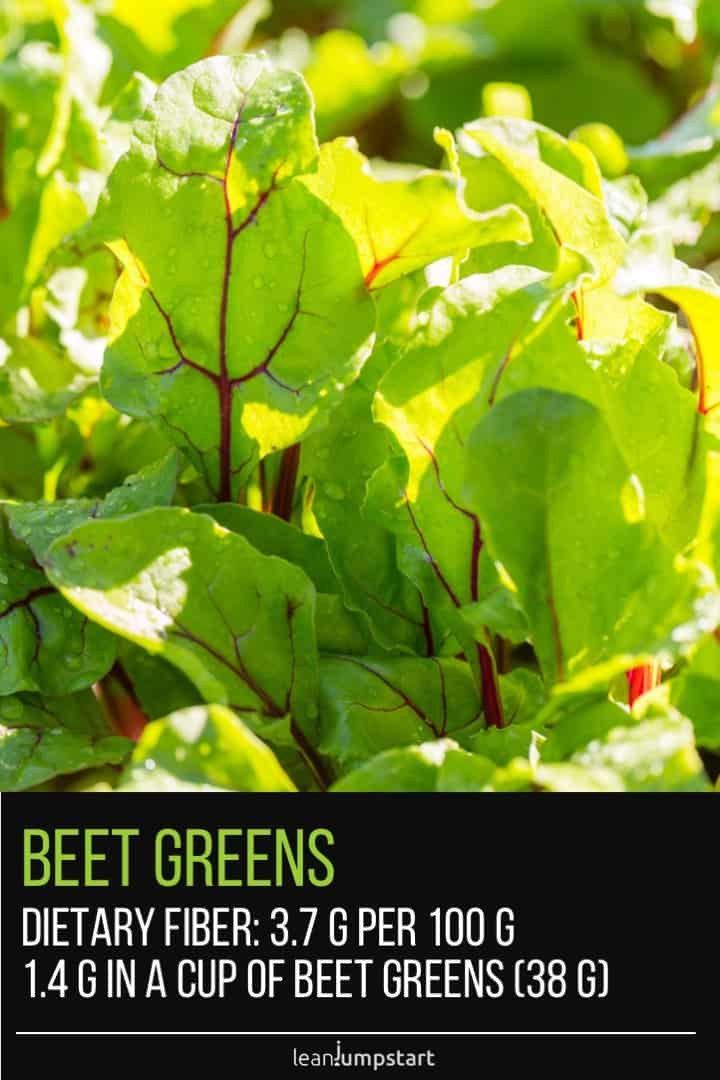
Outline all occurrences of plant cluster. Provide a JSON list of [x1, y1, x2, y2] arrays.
[[2, 0, 720, 792]]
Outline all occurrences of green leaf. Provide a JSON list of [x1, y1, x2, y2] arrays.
[[615, 229, 720, 427], [0, 689, 130, 791], [465, 671, 547, 765], [301, 137, 529, 291], [117, 640, 202, 720], [463, 388, 716, 690], [368, 268, 577, 623], [197, 501, 375, 657], [460, 584, 529, 646], [0, 335, 92, 422], [99, 55, 374, 501], [491, 695, 708, 790], [564, 705, 708, 791], [318, 654, 482, 774], [304, 345, 436, 655], [197, 502, 339, 595], [331, 737, 495, 792], [459, 117, 621, 280], [584, 328, 704, 551], [0, 511, 115, 694], [3, 448, 180, 562], [500, 668, 547, 724], [45, 507, 320, 731], [542, 698, 634, 761], [457, 117, 665, 344], [671, 636, 720, 749], [118, 704, 296, 792]]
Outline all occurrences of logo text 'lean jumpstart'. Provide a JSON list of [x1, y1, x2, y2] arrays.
[[291, 1044, 436, 1070]]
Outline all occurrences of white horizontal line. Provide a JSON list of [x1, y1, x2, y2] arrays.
[[15, 1031, 697, 1036]]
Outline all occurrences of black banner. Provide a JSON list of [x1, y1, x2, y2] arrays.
[[1, 794, 704, 1069]]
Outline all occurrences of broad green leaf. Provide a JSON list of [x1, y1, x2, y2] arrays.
[[457, 118, 664, 343], [3, 448, 180, 562], [671, 636, 720, 749], [464, 388, 716, 690], [304, 345, 437, 655], [301, 137, 529, 291], [331, 737, 495, 793], [457, 114, 591, 267], [100, 55, 374, 501], [45, 507, 320, 731], [0, 689, 130, 791], [615, 229, 720, 426], [583, 328, 705, 552], [197, 502, 339, 595], [460, 118, 622, 282], [542, 698, 634, 761], [314, 594, 377, 656], [119, 704, 296, 792], [368, 267, 584, 625], [318, 654, 483, 774], [197, 502, 376, 656], [566, 707, 708, 791], [0, 511, 115, 694], [492, 696, 708, 790]]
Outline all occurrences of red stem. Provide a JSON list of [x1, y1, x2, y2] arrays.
[[258, 459, 271, 512], [477, 642, 505, 728], [99, 663, 148, 742], [272, 443, 301, 522], [626, 664, 660, 708]]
